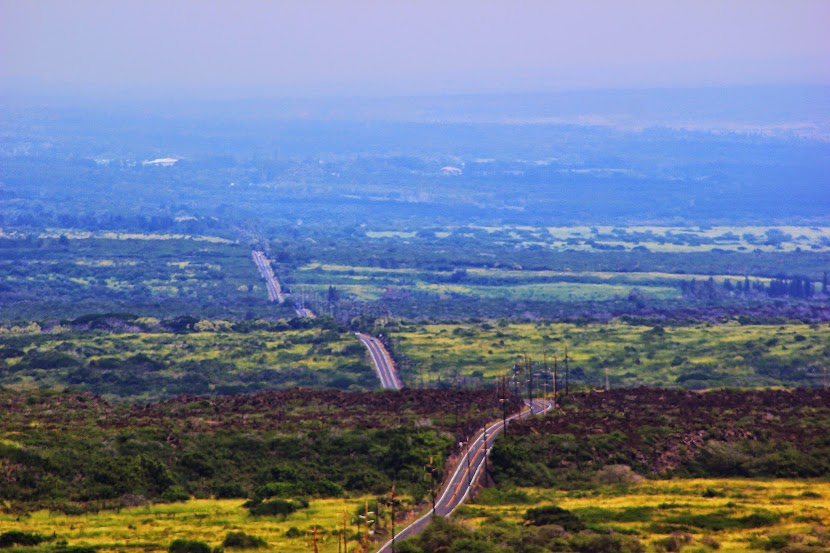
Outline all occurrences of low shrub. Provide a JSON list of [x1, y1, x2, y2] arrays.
[[248, 498, 307, 518], [214, 483, 246, 499], [524, 505, 585, 532], [57, 547, 97, 553], [169, 540, 211, 553], [160, 485, 190, 502], [595, 465, 644, 486], [0, 531, 48, 548], [570, 533, 644, 553], [222, 532, 266, 549], [653, 533, 693, 552]]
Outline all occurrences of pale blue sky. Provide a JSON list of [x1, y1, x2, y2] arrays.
[[2, 0, 829, 97]]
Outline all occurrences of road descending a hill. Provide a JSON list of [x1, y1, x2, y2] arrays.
[[251, 250, 284, 303], [356, 332, 403, 390], [375, 398, 553, 553]]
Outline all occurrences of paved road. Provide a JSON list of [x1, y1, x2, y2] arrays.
[[356, 333, 403, 390], [375, 398, 553, 553], [251, 250, 284, 303], [295, 307, 316, 318]]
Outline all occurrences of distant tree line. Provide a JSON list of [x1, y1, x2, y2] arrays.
[[681, 273, 829, 301]]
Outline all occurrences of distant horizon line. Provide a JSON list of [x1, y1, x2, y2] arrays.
[[2, 79, 829, 104]]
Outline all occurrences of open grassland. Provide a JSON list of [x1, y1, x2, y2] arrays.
[[460, 479, 830, 552], [390, 321, 830, 388], [362, 224, 830, 253], [294, 263, 691, 304], [0, 319, 374, 400], [0, 497, 381, 553]]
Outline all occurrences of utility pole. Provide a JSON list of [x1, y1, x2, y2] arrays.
[[424, 456, 438, 517], [552, 354, 558, 406], [392, 484, 396, 553], [364, 500, 371, 552], [381, 484, 397, 553], [343, 510, 348, 553], [527, 355, 534, 410], [460, 440, 472, 490], [309, 525, 319, 553], [564, 345, 570, 396], [500, 374, 508, 435]]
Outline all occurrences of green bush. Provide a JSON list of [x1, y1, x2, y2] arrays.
[[653, 533, 693, 552], [570, 533, 644, 553], [222, 532, 266, 549], [169, 540, 211, 553], [214, 483, 247, 499], [248, 498, 306, 518], [394, 542, 423, 553], [254, 480, 343, 500], [57, 547, 97, 553], [160, 485, 190, 502], [523, 505, 585, 531], [0, 531, 48, 548], [663, 511, 779, 531]]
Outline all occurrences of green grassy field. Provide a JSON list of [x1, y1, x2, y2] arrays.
[[294, 263, 686, 303], [390, 321, 830, 388], [0, 322, 373, 400], [459, 479, 830, 552], [0, 497, 384, 553]]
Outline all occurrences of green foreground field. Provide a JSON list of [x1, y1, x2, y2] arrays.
[[3, 480, 828, 553], [0, 497, 374, 553], [459, 480, 830, 553]]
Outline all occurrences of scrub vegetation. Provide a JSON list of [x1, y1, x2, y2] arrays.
[[387, 321, 830, 389]]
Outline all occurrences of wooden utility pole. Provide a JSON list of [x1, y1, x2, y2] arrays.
[[605, 367, 610, 391], [389, 484, 397, 553], [564, 346, 570, 396], [343, 510, 348, 553], [424, 456, 438, 516], [824, 367, 828, 390], [310, 525, 319, 553], [552, 355, 558, 405], [501, 374, 508, 435], [528, 355, 534, 409], [363, 500, 373, 552]]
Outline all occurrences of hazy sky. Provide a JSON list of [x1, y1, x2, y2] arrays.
[[2, 0, 829, 98]]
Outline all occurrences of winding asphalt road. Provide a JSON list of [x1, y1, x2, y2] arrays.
[[375, 398, 553, 553], [356, 333, 403, 390], [251, 250, 284, 303]]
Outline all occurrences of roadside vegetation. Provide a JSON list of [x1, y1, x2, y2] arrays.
[[388, 321, 830, 389], [0, 237, 293, 321], [0, 497, 379, 553], [418, 479, 830, 553], [0, 317, 373, 400], [0, 388, 520, 513]]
